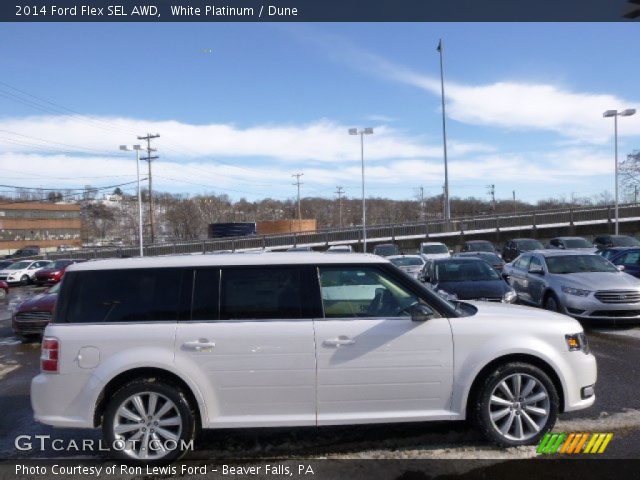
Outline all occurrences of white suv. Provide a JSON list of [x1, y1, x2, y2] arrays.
[[32, 253, 596, 462]]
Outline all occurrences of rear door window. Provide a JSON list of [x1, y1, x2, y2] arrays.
[[219, 266, 321, 320]]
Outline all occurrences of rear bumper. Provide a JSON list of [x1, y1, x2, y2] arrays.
[[31, 373, 100, 428]]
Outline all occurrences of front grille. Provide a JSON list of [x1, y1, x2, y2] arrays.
[[594, 290, 640, 304], [591, 310, 640, 318], [476, 297, 502, 302], [15, 311, 52, 323], [0, 276, 7, 281]]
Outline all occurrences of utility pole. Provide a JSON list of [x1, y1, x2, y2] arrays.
[[335, 186, 344, 227], [437, 39, 451, 223], [442, 185, 446, 220], [137, 133, 160, 243], [292, 173, 303, 229], [487, 184, 496, 211], [512, 190, 517, 214], [635, 185, 638, 204]]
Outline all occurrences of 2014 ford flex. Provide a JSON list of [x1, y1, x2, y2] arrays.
[[31, 253, 596, 462]]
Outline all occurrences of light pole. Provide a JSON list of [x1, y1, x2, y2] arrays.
[[348, 127, 374, 252], [603, 109, 636, 235], [437, 39, 451, 222], [120, 144, 144, 257]]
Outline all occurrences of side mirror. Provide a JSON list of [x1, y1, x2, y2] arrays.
[[617, 265, 626, 271], [449, 249, 453, 254], [529, 264, 544, 275], [422, 274, 431, 283], [409, 304, 434, 322]]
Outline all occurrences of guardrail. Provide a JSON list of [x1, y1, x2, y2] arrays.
[[16, 202, 640, 262]]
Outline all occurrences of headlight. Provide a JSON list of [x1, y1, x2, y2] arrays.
[[565, 332, 590, 354], [502, 289, 517, 303], [437, 289, 458, 301], [561, 285, 591, 297]]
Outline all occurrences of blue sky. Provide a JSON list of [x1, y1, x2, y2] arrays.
[[0, 22, 639, 204]]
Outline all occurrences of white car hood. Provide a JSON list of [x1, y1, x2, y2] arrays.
[[463, 300, 580, 330]]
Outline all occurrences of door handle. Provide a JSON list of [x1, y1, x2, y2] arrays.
[[182, 340, 216, 351], [323, 337, 355, 347]]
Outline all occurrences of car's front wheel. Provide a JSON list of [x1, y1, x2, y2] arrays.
[[20, 275, 29, 286], [544, 293, 561, 313], [472, 362, 559, 447], [102, 379, 196, 463]]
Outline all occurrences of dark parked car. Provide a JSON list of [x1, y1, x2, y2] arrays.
[[502, 238, 544, 263], [0, 280, 8, 301], [373, 243, 400, 257], [455, 251, 505, 271], [607, 248, 640, 279], [419, 257, 516, 303], [460, 240, 498, 255], [5, 245, 40, 259], [593, 234, 640, 250], [34, 259, 86, 285], [598, 246, 635, 261], [12, 282, 59, 337], [547, 237, 594, 251]]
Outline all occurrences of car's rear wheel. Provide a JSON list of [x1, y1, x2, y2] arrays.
[[0, 289, 6, 300], [472, 362, 559, 447], [102, 379, 196, 463]]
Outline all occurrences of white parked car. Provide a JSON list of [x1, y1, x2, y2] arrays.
[[327, 245, 353, 253], [32, 253, 596, 462], [0, 259, 52, 285], [419, 241, 451, 260], [387, 254, 426, 279]]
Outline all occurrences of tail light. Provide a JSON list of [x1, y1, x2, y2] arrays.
[[41, 336, 59, 373]]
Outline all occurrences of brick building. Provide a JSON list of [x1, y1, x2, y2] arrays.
[[0, 202, 82, 253]]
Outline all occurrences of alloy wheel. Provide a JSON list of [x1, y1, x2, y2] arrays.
[[488, 373, 550, 442], [112, 391, 183, 460]]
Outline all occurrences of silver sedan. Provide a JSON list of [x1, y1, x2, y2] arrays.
[[503, 250, 640, 324]]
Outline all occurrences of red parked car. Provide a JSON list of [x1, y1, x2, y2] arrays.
[[34, 259, 86, 286], [0, 280, 8, 301], [12, 282, 59, 337]]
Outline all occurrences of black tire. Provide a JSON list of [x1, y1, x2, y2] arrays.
[[544, 293, 561, 313], [471, 362, 559, 447], [20, 275, 30, 286], [102, 378, 196, 463]]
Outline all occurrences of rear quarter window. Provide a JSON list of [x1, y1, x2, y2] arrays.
[[56, 268, 189, 323]]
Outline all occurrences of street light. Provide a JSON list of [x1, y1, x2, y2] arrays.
[[349, 127, 374, 252], [119, 144, 144, 257], [603, 108, 636, 234]]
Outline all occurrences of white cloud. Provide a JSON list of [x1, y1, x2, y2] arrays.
[[291, 27, 640, 144], [0, 115, 493, 163]]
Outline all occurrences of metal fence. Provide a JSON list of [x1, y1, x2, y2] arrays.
[[21, 202, 640, 262]]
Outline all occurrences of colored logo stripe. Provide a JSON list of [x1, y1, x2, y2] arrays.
[[537, 433, 613, 454]]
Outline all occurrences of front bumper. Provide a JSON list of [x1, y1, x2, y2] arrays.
[[561, 350, 597, 412], [12, 316, 49, 336], [563, 293, 640, 324]]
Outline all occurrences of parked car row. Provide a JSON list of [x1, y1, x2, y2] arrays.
[[0, 258, 86, 286]]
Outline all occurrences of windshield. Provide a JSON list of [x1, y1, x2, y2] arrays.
[[564, 238, 592, 248], [467, 242, 494, 252], [390, 257, 424, 267], [422, 244, 448, 254], [612, 236, 640, 247], [375, 245, 399, 256], [516, 239, 544, 250], [546, 255, 618, 274], [436, 260, 500, 282], [53, 260, 73, 268], [7, 261, 31, 270]]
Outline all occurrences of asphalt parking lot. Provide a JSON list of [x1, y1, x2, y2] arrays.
[[1, 286, 640, 462]]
